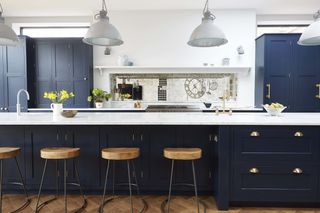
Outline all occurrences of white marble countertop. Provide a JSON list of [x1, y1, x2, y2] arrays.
[[0, 112, 319, 126]]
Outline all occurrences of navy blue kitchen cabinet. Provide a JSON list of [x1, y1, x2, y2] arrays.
[[25, 126, 101, 192], [99, 126, 147, 193], [0, 36, 36, 112], [34, 38, 93, 108], [230, 126, 320, 205], [255, 34, 320, 112], [61, 126, 101, 191], [25, 126, 60, 191], [0, 126, 26, 191], [176, 126, 216, 192]]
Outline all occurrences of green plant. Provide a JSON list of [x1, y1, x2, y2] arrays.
[[120, 93, 131, 100], [44, 90, 74, 104], [87, 88, 112, 103]]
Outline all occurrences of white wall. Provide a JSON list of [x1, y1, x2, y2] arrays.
[[7, 9, 257, 107], [94, 10, 257, 107]]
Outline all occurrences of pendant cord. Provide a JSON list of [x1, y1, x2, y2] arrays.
[[202, 0, 215, 20], [314, 10, 320, 20], [102, 0, 107, 11]]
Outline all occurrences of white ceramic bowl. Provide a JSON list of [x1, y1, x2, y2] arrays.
[[263, 105, 287, 116]]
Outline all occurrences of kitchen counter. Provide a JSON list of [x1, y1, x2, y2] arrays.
[[1, 112, 320, 126]]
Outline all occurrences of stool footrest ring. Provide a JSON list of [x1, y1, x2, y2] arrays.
[[161, 198, 207, 213], [99, 195, 148, 213], [35, 195, 87, 213]]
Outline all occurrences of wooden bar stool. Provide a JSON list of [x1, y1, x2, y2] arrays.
[[35, 147, 87, 213], [162, 148, 204, 213], [100, 148, 147, 213], [0, 147, 30, 213]]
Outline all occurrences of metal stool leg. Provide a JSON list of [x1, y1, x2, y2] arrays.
[[127, 160, 133, 213], [192, 160, 200, 213], [73, 160, 88, 212], [0, 160, 3, 213], [35, 159, 48, 213], [167, 159, 175, 213], [112, 161, 115, 195], [63, 160, 67, 213], [131, 160, 140, 195], [10, 157, 31, 213], [100, 160, 110, 213]]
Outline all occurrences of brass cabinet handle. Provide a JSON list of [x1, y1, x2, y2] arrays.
[[316, 84, 320, 99], [250, 131, 260, 137], [266, 84, 271, 99], [249, 168, 259, 174], [292, 168, 303, 174], [294, 131, 304, 137]]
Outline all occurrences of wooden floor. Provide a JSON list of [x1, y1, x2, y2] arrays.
[[2, 195, 320, 213]]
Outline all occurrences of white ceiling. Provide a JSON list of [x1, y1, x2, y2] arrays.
[[1, 0, 319, 17]]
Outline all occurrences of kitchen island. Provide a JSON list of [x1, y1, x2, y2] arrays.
[[0, 112, 320, 210]]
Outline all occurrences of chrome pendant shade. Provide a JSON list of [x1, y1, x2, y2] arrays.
[[83, 0, 123, 46], [298, 10, 320, 46], [188, 0, 228, 47], [0, 3, 18, 46]]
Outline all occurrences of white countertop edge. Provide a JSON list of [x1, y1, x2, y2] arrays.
[[0, 112, 319, 126]]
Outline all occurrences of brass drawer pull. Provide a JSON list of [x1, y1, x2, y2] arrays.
[[266, 84, 271, 99], [249, 168, 259, 174], [294, 131, 304, 137], [250, 131, 260, 137], [292, 168, 303, 174], [316, 84, 320, 99]]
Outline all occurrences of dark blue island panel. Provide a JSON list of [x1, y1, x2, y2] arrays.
[[1, 125, 320, 210]]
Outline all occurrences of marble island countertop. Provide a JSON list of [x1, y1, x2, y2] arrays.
[[0, 112, 319, 126]]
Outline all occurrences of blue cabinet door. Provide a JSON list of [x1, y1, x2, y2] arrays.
[[25, 126, 59, 190], [34, 40, 54, 108], [68, 126, 100, 190], [72, 41, 92, 108], [146, 126, 178, 191], [292, 36, 320, 111], [0, 126, 26, 190], [54, 41, 73, 108], [265, 35, 293, 110], [5, 37, 28, 112], [100, 126, 137, 191], [177, 126, 216, 192]]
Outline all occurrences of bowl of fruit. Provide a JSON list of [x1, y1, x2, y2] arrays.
[[263, 103, 287, 116]]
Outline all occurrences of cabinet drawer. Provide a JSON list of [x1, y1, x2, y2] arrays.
[[231, 163, 317, 202], [233, 126, 318, 162]]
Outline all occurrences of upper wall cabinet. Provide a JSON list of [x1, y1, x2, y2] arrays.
[[0, 36, 36, 112], [34, 38, 93, 108], [255, 34, 320, 112]]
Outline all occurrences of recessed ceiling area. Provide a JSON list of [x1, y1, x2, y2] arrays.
[[1, 0, 319, 17]]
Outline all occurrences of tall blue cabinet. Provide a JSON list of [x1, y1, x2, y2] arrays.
[[34, 38, 93, 108], [0, 36, 35, 112], [255, 34, 320, 112]]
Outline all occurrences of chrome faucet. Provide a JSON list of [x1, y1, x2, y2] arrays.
[[17, 89, 30, 116]]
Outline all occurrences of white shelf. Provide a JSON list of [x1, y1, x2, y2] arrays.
[[94, 66, 251, 76]]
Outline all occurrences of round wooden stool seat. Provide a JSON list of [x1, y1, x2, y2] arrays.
[[0, 147, 20, 159], [164, 148, 202, 160], [101, 148, 140, 160], [40, 147, 80, 160]]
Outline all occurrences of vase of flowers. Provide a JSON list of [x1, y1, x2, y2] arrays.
[[87, 88, 112, 108], [44, 90, 75, 118]]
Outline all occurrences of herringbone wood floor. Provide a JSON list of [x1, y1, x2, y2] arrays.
[[1, 195, 320, 213]]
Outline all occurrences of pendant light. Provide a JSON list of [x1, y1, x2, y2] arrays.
[[83, 0, 123, 46], [298, 10, 320, 46], [188, 0, 228, 47], [0, 3, 18, 46]]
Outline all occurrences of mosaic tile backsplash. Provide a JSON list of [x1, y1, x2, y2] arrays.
[[111, 73, 237, 102]]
